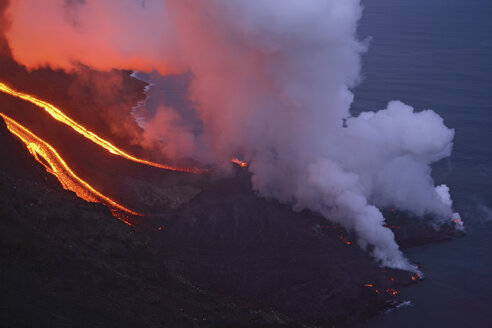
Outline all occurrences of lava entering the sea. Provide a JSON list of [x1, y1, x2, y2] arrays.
[[0, 82, 207, 174], [0, 113, 140, 225]]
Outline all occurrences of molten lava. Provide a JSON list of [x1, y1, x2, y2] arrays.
[[339, 236, 351, 245], [385, 288, 399, 296], [411, 272, 423, 281], [231, 157, 248, 168], [0, 82, 206, 174], [364, 283, 399, 296], [1, 113, 140, 225], [0, 81, 258, 225]]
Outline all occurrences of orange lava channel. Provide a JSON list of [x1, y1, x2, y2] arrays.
[[1, 113, 140, 225], [231, 157, 248, 168], [0, 82, 206, 174]]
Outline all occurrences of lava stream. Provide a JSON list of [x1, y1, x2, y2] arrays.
[[231, 158, 248, 168], [1, 113, 140, 225], [0, 82, 206, 174]]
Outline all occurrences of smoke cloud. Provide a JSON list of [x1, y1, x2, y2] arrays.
[[3, 0, 461, 270]]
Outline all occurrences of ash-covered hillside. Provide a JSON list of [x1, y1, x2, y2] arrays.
[[0, 58, 464, 327]]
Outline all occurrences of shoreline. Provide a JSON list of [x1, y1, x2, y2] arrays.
[[130, 70, 155, 129]]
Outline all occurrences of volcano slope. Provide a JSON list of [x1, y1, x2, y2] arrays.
[[0, 117, 305, 328], [0, 51, 463, 327], [0, 112, 413, 328]]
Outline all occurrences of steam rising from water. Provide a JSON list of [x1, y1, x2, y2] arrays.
[[4, 0, 461, 269]]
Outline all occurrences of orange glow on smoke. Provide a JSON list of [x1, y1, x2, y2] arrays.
[[231, 157, 248, 168], [1, 113, 140, 225], [0, 82, 206, 174]]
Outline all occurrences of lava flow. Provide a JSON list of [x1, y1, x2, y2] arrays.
[[0, 82, 206, 174], [1, 113, 140, 225], [231, 158, 248, 168], [363, 283, 399, 296]]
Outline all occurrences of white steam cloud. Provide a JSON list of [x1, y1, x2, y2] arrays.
[[4, 0, 461, 270]]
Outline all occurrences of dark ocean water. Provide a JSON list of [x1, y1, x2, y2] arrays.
[[353, 0, 492, 327]]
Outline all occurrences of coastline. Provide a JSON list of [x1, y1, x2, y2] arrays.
[[130, 70, 155, 129]]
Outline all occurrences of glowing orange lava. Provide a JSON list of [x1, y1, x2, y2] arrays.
[[0, 82, 206, 174], [411, 272, 423, 281], [386, 288, 399, 296], [339, 236, 351, 245], [1, 113, 140, 225], [232, 157, 248, 168], [364, 283, 399, 296]]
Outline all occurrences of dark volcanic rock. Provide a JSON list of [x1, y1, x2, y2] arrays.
[[383, 209, 465, 248], [0, 119, 295, 328], [152, 168, 416, 327]]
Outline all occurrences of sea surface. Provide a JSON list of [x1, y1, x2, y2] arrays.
[[353, 0, 492, 327]]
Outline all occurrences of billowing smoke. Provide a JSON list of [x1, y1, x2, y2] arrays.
[[3, 0, 461, 270]]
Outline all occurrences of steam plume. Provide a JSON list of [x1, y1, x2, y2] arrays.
[[3, 0, 461, 270]]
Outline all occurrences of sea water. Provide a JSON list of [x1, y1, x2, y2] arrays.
[[354, 0, 492, 326]]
